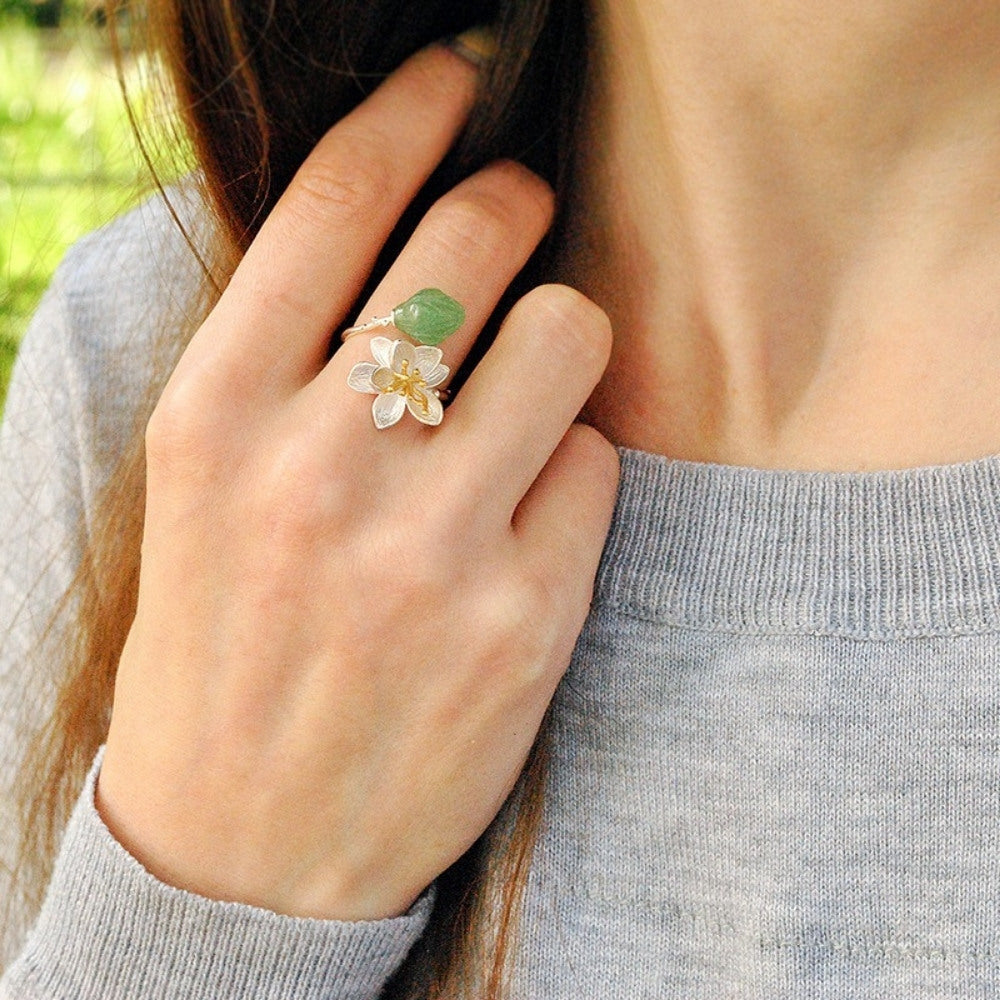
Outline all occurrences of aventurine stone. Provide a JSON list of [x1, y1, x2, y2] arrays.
[[392, 288, 465, 346]]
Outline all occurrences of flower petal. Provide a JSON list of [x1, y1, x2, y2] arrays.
[[421, 363, 449, 388], [371, 366, 395, 392], [414, 345, 444, 373], [347, 361, 378, 393], [390, 339, 416, 373], [406, 389, 443, 426], [373, 392, 406, 429], [370, 337, 394, 368]]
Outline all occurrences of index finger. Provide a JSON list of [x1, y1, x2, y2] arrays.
[[188, 41, 483, 396]]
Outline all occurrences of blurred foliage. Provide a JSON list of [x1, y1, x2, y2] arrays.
[[0, 0, 98, 29], [0, 17, 153, 411]]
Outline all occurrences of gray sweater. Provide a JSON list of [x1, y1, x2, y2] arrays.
[[2, 193, 999, 999]]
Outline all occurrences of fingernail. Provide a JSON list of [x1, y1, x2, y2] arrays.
[[441, 25, 498, 70]]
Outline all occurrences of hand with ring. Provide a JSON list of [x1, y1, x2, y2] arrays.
[[96, 38, 620, 923]]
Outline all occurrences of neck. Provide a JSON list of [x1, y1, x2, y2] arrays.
[[565, 1, 1000, 470]]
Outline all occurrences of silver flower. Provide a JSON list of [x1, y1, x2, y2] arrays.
[[347, 337, 450, 429]]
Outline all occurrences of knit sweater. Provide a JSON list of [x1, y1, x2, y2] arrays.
[[1, 192, 999, 999]]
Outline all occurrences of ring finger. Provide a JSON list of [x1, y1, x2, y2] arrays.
[[308, 159, 555, 443]]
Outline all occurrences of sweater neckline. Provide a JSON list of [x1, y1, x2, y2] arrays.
[[595, 446, 1000, 637]]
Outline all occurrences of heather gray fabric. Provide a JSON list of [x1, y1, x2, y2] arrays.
[[2, 193, 1000, 998], [3, 752, 433, 1000]]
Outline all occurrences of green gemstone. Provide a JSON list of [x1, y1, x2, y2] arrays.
[[392, 288, 465, 346]]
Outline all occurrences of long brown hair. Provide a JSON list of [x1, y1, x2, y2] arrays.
[[4, 0, 593, 995]]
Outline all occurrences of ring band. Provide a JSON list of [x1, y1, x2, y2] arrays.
[[344, 289, 465, 430]]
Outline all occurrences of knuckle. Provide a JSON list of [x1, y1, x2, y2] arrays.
[[288, 135, 393, 228], [470, 585, 542, 678], [523, 284, 613, 370], [425, 191, 518, 260], [516, 561, 567, 620], [498, 573, 553, 640], [425, 162, 554, 258], [519, 563, 591, 654], [145, 379, 219, 474]]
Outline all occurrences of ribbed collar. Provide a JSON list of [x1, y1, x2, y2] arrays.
[[595, 447, 1000, 637]]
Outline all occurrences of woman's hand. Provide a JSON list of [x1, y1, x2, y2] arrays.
[[97, 39, 619, 922]]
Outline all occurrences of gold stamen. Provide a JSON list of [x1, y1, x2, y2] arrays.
[[380, 364, 429, 413]]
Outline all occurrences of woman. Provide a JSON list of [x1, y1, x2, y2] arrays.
[[2, 0, 1000, 996]]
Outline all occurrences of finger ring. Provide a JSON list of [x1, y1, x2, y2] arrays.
[[347, 337, 451, 429], [343, 289, 464, 430]]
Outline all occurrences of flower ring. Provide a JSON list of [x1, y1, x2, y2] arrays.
[[347, 337, 450, 429], [342, 288, 464, 430]]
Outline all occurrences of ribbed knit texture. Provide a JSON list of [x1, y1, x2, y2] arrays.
[[3, 192, 1000, 998], [511, 449, 1000, 998], [1, 754, 432, 1000], [599, 450, 1000, 636]]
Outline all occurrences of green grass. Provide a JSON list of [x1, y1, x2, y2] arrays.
[[0, 19, 152, 412]]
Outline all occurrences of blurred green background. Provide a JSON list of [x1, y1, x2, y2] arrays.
[[1, 1, 146, 412]]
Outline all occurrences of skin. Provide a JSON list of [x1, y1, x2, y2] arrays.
[[97, 43, 619, 921], [98, 1, 1000, 919], [571, 0, 1000, 470]]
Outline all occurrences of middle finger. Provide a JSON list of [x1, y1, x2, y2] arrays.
[[308, 159, 555, 443], [182, 42, 482, 400]]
